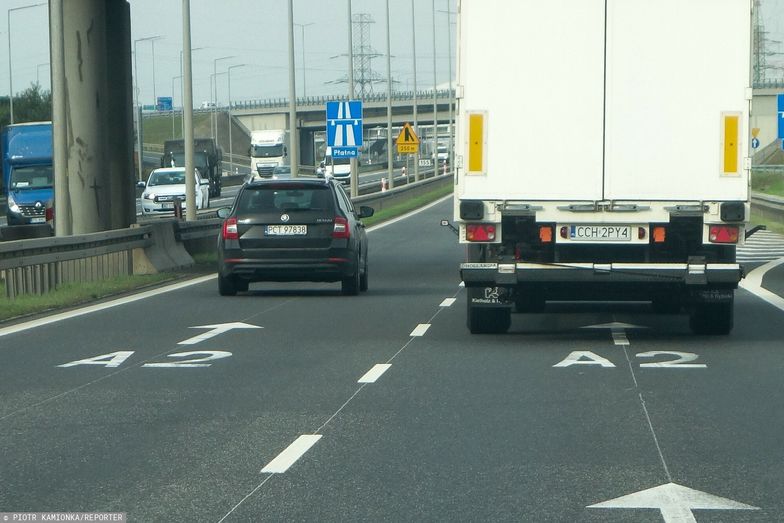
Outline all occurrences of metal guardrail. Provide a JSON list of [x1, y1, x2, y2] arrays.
[[0, 227, 153, 299]]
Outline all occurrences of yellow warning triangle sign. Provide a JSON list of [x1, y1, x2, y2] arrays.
[[397, 123, 420, 145]]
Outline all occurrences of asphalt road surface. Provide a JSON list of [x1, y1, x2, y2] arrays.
[[1, 198, 783, 522]]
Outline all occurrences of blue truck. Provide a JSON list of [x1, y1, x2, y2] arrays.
[[1, 122, 53, 226]]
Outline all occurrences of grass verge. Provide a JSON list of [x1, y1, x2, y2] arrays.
[[752, 171, 784, 198], [1, 184, 453, 323], [750, 209, 784, 236], [363, 183, 453, 228]]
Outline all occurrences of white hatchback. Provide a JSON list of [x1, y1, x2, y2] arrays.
[[140, 167, 210, 215]]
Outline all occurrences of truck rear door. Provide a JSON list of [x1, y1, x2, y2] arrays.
[[457, 0, 606, 201], [603, 0, 750, 201]]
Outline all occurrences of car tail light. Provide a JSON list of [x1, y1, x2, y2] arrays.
[[333, 216, 350, 238], [539, 226, 553, 243], [466, 224, 496, 241], [709, 225, 739, 244], [652, 226, 666, 243], [222, 217, 238, 240]]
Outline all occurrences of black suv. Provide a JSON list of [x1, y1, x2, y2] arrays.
[[216, 177, 374, 296]]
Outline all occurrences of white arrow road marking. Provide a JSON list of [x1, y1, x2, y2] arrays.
[[178, 322, 262, 345], [740, 257, 784, 312], [261, 434, 322, 474], [588, 482, 759, 522], [358, 364, 391, 383]]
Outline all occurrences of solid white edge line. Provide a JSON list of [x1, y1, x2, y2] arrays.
[[440, 298, 457, 307], [358, 363, 392, 384], [410, 323, 431, 337], [739, 257, 784, 312], [0, 274, 217, 338], [261, 434, 322, 474], [366, 193, 453, 233]]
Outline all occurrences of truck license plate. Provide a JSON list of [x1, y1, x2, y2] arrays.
[[570, 225, 632, 241], [265, 225, 307, 236]]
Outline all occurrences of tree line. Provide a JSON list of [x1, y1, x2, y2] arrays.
[[0, 83, 53, 127]]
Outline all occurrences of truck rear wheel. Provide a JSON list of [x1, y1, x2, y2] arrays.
[[467, 302, 511, 334], [689, 299, 734, 335]]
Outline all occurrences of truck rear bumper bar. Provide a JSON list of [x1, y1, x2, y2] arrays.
[[460, 262, 742, 286]]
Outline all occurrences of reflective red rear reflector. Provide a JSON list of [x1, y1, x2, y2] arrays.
[[539, 226, 553, 243], [222, 217, 238, 240], [466, 224, 495, 242], [653, 226, 666, 243], [560, 226, 568, 239], [638, 227, 647, 240], [709, 225, 739, 244], [333, 216, 350, 238]]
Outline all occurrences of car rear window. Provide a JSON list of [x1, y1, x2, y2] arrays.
[[237, 186, 334, 213]]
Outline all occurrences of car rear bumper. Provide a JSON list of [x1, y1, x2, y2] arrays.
[[220, 256, 358, 282]]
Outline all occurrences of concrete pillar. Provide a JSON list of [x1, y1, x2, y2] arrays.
[[53, 0, 134, 234], [105, 0, 135, 229]]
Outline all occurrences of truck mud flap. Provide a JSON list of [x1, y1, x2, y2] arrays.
[[467, 286, 512, 309]]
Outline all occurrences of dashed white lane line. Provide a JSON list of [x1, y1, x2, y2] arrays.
[[612, 331, 630, 346], [440, 298, 457, 307], [358, 364, 392, 384], [261, 434, 322, 474], [410, 323, 431, 337]]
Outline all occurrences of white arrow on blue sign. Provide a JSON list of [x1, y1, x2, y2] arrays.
[[326, 100, 363, 152], [778, 93, 784, 141]]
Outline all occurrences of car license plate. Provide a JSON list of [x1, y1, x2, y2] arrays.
[[265, 225, 307, 236], [569, 225, 632, 241], [30, 217, 45, 224], [160, 202, 173, 209]]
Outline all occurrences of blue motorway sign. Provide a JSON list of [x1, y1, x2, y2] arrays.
[[326, 100, 363, 148], [778, 93, 784, 140], [157, 96, 173, 111]]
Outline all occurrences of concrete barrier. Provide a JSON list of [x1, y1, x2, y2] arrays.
[[132, 221, 194, 274]]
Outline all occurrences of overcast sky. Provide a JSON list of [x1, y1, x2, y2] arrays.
[[1, 0, 784, 108], [0, 0, 458, 108]]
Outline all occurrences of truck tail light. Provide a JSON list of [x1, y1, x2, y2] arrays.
[[333, 216, 350, 238], [638, 227, 647, 240], [466, 224, 496, 241], [709, 225, 739, 244], [539, 226, 553, 243], [222, 217, 238, 240], [560, 226, 568, 239], [652, 226, 666, 243]]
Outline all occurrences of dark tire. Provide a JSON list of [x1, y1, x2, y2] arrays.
[[218, 273, 237, 296], [689, 300, 734, 335], [342, 257, 361, 296], [359, 256, 369, 292], [514, 291, 545, 313], [467, 302, 511, 334], [235, 279, 249, 293]]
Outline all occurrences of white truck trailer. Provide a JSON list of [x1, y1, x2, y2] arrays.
[[455, 0, 751, 335], [250, 129, 290, 177]]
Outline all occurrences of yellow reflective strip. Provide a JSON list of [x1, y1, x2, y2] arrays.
[[723, 115, 739, 174], [468, 113, 484, 173]]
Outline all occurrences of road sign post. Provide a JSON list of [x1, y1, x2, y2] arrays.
[[778, 94, 784, 149]]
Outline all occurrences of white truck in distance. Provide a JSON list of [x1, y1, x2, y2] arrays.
[[455, 0, 751, 335], [250, 129, 290, 177]]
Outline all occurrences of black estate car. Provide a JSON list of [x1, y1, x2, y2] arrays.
[[217, 177, 374, 296]]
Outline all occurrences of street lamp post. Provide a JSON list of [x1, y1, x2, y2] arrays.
[[179, 47, 205, 135], [287, 0, 299, 177], [411, 0, 419, 181], [212, 55, 235, 143], [385, 0, 393, 189], [7, 2, 46, 124], [439, 3, 456, 174], [227, 64, 246, 174], [293, 22, 314, 98], [210, 71, 228, 151], [172, 75, 182, 139], [133, 34, 162, 181], [36, 62, 49, 87], [150, 36, 164, 105], [431, 0, 438, 174]]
